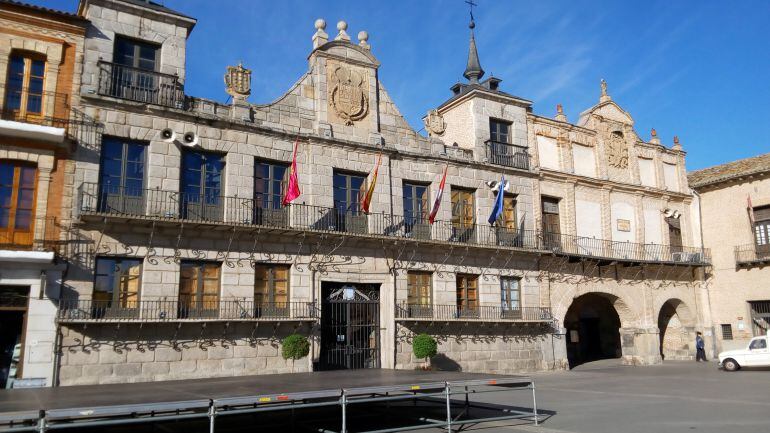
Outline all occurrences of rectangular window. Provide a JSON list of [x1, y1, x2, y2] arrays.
[[98, 137, 146, 214], [456, 274, 478, 317], [4, 52, 45, 118], [666, 216, 683, 253], [721, 324, 733, 340], [114, 36, 159, 71], [332, 171, 367, 233], [403, 182, 429, 236], [754, 207, 770, 258], [178, 261, 221, 318], [253, 160, 288, 226], [542, 197, 561, 248], [451, 187, 475, 243], [0, 161, 37, 248], [407, 272, 431, 306], [93, 257, 141, 315], [254, 264, 289, 305], [500, 277, 521, 310], [749, 301, 770, 336], [181, 149, 225, 221], [489, 119, 511, 143]]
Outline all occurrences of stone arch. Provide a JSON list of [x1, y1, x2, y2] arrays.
[[562, 292, 634, 368], [657, 298, 696, 360]]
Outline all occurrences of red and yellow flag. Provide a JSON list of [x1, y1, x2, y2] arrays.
[[281, 138, 301, 206], [429, 165, 448, 224], [360, 153, 382, 214]]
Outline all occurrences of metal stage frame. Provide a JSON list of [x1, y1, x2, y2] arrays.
[[0, 370, 540, 433]]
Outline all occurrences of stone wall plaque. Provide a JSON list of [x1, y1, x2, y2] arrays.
[[617, 219, 631, 232]]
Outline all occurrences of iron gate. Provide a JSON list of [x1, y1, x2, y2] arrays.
[[320, 283, 380, 370]]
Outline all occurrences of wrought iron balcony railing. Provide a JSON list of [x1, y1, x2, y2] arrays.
[[76, 182, 542, 251], [56, 299, 317, 323], [396, 302, 552, 322], [485, 140, 530, 170], [97, 61, 185, 108], [542, 232, 711, 265], [735, 243, 770, 265], [1, 85, 70, 128], [0, 215, 61, 253]]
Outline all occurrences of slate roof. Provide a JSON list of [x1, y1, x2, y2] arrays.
[[0, 0, 87, 23], [688, 152, 770, 189], [117, 0, 195, 21]]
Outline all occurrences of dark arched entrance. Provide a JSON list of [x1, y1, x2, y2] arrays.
[[658, 299, 693, 360], [564, 294, 622, 368]]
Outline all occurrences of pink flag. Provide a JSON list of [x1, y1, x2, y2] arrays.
[[429, 165, 448, 224], [281, 138, 301, 206]]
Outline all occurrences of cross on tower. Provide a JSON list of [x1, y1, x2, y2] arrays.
[[465, 0, 477, 21]]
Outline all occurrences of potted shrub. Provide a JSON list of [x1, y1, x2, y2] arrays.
[[412, 333, 437, 370], [281, 334, 310, 372]]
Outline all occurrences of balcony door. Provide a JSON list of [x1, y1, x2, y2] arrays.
[[0, 161, 37, 249], [451, 188, 475, 242], [98, 137, 146, 214], [253, 160, 288, 226], [111, 36, 160, 102], [754, 206, 770, 259], [181, 149, 224, 221], [5, 52, 45, 122], [542, 197, 561, 249], [403, 182, 429, 238], [496, 194, 519, 246], [456, 274, 478, 317], [178, 261, 221, 318], [93, 257, 141, 318], [501, 277, 521, 319], [666, 217, 683, 254], [332, 171, 367, 233], [254, 264, 289, 317]]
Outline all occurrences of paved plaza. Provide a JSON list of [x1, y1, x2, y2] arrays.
[[470, 360, 767, 433]]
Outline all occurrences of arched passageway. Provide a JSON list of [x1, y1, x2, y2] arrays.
[[564, 294, 622, 368], [658, 299, 694, 360]]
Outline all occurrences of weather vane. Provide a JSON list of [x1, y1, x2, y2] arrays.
[[465, 0, 477, 22]]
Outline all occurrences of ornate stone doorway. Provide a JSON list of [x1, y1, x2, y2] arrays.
[[564, 294, 622, 368]]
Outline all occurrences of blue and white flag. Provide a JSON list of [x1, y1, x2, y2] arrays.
[[488, 175, 505, 225]]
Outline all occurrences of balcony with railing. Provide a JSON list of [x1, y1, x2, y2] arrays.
[[396, 302, 552, 323], [735, 243, 770, 266], [542, 232, 711, 265], [97, 61, 185, 109], [485, 140, 530, 170], [76, 182, 543, 252], [0, 216, 61, 253], [0, 85, 72, 138], [56, 299, 317, 323]]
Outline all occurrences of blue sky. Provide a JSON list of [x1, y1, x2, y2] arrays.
[[34, 0, 770, 170]]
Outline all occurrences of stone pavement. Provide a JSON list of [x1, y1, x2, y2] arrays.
[[458, 359, 769, 433]]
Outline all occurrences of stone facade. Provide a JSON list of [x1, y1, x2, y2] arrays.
[[0, 0, 717, 386]]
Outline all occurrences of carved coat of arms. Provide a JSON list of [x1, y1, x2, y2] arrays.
[[607, 130, 629, 168], [329, 66, 369, 125], [424, 109, 446, 136], [225, 63, 251, 100]]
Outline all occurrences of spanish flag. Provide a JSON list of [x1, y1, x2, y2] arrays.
[[360, 153, 381, 214], [281, 138, 301, 206]]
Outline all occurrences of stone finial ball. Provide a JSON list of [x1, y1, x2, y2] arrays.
[[358, 31, 368, 42], [314, 18, 326, 30], [337, 20, 348, 31]]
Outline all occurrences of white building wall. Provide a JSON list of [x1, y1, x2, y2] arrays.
[[572, 144, 596, 177], [537, 135, 560, 170]]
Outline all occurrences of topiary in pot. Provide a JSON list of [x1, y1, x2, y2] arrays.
[[412, 333, 437, 370], [281, 334, 310, 372]]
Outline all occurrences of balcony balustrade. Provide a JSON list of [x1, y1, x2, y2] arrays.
[[97, 61, 185, 109], [56, 299, 317, 323], [542, 232, 710, 265], [485, 140, 530, 170], [1, 85, 70, 128], [396, 302, 552, 322], [735, 243, 770, 266]]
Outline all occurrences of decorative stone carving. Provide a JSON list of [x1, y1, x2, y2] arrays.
[[329, 65, 369, 125], [423, 109, 446, 136], [607, 130, 629, 168], [224, 62, 251, 101]]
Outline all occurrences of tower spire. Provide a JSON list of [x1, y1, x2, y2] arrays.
[[463, 0, 484, 84]]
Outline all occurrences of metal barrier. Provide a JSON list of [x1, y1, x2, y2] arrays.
[[396, 302, 552, 322], [735, 243, 770, 265], [0, 216, 60, 253], [56, 299, 317, 323]]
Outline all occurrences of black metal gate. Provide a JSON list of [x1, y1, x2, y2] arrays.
[[319, 282, 380, 370]]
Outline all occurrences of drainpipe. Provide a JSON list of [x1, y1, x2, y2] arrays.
[[692, 189, 716, 358]]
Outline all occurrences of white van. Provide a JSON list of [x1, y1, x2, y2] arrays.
[[718, 333, 770, 371]]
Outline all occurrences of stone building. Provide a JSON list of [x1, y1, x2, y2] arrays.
[[0, 0, 90, 387], [0, 0, 713, 386], [689, 153, 770, 353]]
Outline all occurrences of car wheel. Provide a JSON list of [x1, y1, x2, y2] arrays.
[[722, 358, 739, 371]]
